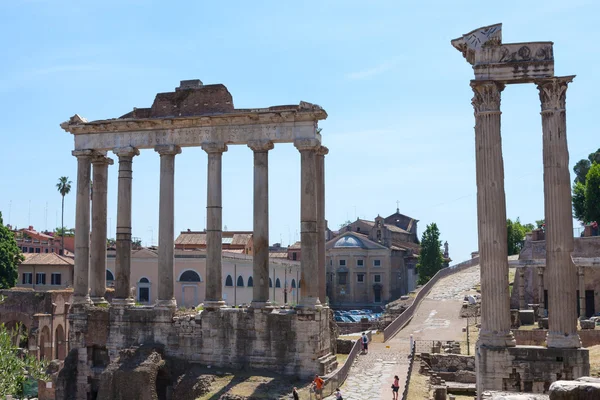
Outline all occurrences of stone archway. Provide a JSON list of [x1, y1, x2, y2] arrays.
[[55, 324, 66, 360], [39, 325, 52, 360]]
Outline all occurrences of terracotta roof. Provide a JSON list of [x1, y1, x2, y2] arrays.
[[288, 241, 301, 249], [175, 231, 252, 246], [269, 251, 288, 259], [356, 219, 409, 234], [21, 253, 74, 266], [231, 233, 252, 245]]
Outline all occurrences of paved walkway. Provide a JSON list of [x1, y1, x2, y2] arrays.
[[327, 264, 481, 400]]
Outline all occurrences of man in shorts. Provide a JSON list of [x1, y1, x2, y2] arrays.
[[312, 374, 324, 399], [361, 332, 369, 354]]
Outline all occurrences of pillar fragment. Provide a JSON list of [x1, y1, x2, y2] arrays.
[[471, 80, 515, 347], [112, 146, 139, 306], [72, 150, 94, 305], [536, 76, 581, 348], [202, 141, 228, 309], [248, 140, 274, 308], [90, 155, 113, 305], [316, 146, 328, 305], [518, 268, 526, 310], [294, 138, 322, 309], [537, 266, 546, 318], [579, 266, 586, 320], [155, 145, 181, 309]]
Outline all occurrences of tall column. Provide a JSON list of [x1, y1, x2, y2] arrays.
[[294, 138, 322, 309], [578, 266, 586, 320], [155, 145, 181, 308], [316, 146, 328, 305], [471, 80, 515, 347], [537, 76, 581, 348], [518, 268, 526, 310], [202, 141, 228, 309], [72, 150, 94, 305], [112, 147, 139, 306], [248, 140, 274, 308], [537, 266, 545, 318], [90, 155, 113, 305]]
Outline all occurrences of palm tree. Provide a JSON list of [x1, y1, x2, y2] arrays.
[[56, 177, 72, 255]]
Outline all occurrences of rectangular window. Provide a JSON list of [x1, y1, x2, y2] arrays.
[[22, 273, 33, 285], [339, 259, 346, 266], [292, 252, 297, 261], [374, 274, 381, 283], [338, 272, 348, 285], [35, 248, 41, 253], [29, 247, 34, 253], [51, 273, 62, 285], [36, 273, 46, 285], [329, 259, 332, 266], [373, 259, 381, 267], [22, 246, 27, 253], [45, 248, 49, 253], [357, 273, 365, 283], [51, 248, 55, 253], [357, 259, 364, 267]]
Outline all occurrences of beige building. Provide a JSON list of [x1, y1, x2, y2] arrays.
[[17, 253, 74, 290]]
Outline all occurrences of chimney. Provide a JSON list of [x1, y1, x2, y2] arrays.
[[176, 80, 204, 91], [29, 225, 34, 231]]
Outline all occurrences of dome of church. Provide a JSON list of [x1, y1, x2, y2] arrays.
[[334, 235, 364, 248]]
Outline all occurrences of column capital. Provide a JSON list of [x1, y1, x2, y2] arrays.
[[294, 138, 320, 152], [470, 80, 505, 114], [248, 139, 274, 152], [201, 141, 227, 154], [72, 149, 96, 159], [155, 144, 182, 156], [113, 146, 140, 159], [91, 154, 114, 166], [316, 145, 329, 156], [535, 75, 575, 112]]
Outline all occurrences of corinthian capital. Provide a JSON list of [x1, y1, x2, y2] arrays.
[[470, 81, 505, 114], [536, 76, 575, 112], [316, 146, 329, 156], [201, 141, 227, 154]]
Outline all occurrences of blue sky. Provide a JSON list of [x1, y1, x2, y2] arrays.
[[0, 0, 597, 263]]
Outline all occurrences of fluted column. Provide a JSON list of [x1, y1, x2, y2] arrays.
[[155, 145, 181, 309], [72, 150, 94, 305], [578, 266, 586, 320], [294, 138, 322, 309], [316, 146, 329, 305], [90, 155, 113, 305], [537, 76, 581, 348], [202, 141, 228, 309], [537, 266, 545, 318], [471, 80, 515, 347], [248, 140, 274, 308], [112, 146, 139, 306], [518, 268, 526, 310]]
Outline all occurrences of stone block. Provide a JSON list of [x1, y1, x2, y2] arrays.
[[580, 320, 595, 330], [520, 310, 535, 325], [511, 309, 521, 328], [539, 318, 549, 329], [549, 379, 600, 399]]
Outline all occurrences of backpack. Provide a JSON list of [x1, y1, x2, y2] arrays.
[[362, 335, 368, 343]]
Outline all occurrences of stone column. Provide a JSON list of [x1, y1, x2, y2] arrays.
[[536, 76, 581, 348], [518, 268, 526, 310], [316, 146, 329, 305], [471, 80, 515, 347], [202, 142, 228, 309], [112, 147, 139, 306], [294, 138, 322, 309], [248, 140, 274, 308], [89, 155, 113, 305], [579, 266, 586, 320], [72, 150, 94, 305], [537, 266, 545, 318], [155, 145, 181, 309]]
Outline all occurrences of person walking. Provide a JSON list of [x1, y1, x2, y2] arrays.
[[312, 374, 324, 400], [391, 375, 400, 400], [361, 332, 369, 354], [292, 387, 299, 400], [334, 387, 343, 399]]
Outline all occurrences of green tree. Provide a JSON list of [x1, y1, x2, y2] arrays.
[[0, 212, 22, 289], [585, 163, 600, 224], [507, 218, 534, 256], [0, 323, 47, 397], [56, 176, 72, 255], [416, 223, 444, 285]]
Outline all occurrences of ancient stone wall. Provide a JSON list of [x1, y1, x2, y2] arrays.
[[513, 329, 600, 348]]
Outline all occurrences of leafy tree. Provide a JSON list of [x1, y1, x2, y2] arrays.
[[535, 219, 545, 229], [0, 212, 22, 289], [54, 227, 75, 237], [507, 218, 534, 256], [573, 149, 600, 184], [0, 323, 47, 397], [56, 177, 72, 255], [416, 223, 444, 284], [585, 163, 600, 224], [338, 220, 353, 229], [573, 181, 587, 223]]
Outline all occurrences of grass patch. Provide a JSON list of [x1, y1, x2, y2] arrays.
[[406, 367, 430, 399], [588, 344, 600, 377], [336, 353, 349, 365]]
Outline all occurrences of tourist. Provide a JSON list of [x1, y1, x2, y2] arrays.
[[361, 332, 369, 354], [335, 387, 343, 399], [292, 386, 299, 400], [312, 374, 324, 400], [391, 375, 400, 399]]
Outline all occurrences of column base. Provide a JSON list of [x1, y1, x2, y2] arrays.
[[250, 300, 274, 310], [547, 331, 582, 348], [111, 297, 136, 308], [72, 294, 93, 305], [90, 297, 108, 306], [296, 297, 323, 311], [478, 329, 516, 348], [204, 300, 227, 310], [155, 299, 177, 310]]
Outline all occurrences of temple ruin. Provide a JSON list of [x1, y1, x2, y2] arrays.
[[452, 24, 590, 396], [58, 80, 336, 399]]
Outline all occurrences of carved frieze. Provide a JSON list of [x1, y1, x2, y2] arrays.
[[470, 81, 505, 113], [536, 76, 575, 112]]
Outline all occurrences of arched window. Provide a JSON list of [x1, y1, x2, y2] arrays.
[[179, 270, 202, 282], [291, 279, 296, 289], [275, 278, 281, 288], [225, 275, 233, 287], [137, 277, 151, 303], [269, 278, 273, 288], [237, 276, 244, 287], [247, 276, 254, 287], [298, 279, 302, 289], [139, 277, 150, 283], [106, 270, 114, 281]]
